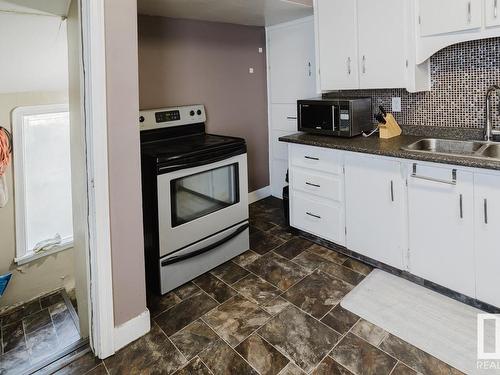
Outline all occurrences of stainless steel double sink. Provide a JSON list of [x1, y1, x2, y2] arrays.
[[402, 138, 500, 161]]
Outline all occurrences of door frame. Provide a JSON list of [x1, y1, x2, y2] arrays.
[[80, 0, 115, 358]]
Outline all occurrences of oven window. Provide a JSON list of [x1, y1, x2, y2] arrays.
[[171, 163, 239, 227]]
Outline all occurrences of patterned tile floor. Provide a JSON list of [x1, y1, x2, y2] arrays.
[[0, 289, 80, 374], [55, 197, 463, 375]]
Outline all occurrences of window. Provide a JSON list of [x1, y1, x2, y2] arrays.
[[12, 104, 73, 264]]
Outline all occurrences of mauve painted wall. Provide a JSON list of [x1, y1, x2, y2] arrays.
[[138, 16, 270, 192], [104, 0, 147, 326]]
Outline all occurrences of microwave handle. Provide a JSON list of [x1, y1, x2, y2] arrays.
[[332, 105, 336, 131]]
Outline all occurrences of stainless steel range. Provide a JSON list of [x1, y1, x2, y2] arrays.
[[140, 105, 249, 295]]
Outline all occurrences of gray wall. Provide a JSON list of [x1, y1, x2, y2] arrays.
[[104, 0, 147, 326], [137, 16, 269, 192]]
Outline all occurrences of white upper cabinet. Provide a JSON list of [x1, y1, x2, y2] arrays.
[[357, 0, 407, 89], [315, 0, 359, 90], [419, 0, 482, 37], [267, 19, 316, 104], [416, 0, 500, 63], [485, 0, 500, 28], [315, 0, 430, 92]]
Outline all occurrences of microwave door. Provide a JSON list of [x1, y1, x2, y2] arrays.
[[300, 104, 335, 132]]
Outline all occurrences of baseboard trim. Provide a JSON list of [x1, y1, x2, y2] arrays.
[[248, 186, 271, 204], [113, 309, 151, 351]]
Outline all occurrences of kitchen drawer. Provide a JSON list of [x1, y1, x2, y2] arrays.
[[290, 144, 342, 174], [291, 190, 345, 245], [271, 104, 298, 132], [290, 167, 343, 202]]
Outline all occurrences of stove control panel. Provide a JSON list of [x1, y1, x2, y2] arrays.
[[139, 105, 206, 131]]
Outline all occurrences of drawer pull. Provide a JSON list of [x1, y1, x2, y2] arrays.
[[304, 156, 319, 161], [286, 116, 297, 120], [484, 198, 488, 224], [306, 212, 321, 219], [459, 194, 463, 219], [306, 182, 321, 188], [411, 164, 457, 185]]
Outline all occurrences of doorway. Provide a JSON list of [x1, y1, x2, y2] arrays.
[[0, 0, 95, 372]]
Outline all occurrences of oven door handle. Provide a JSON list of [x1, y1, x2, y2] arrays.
[[161, 223, 249, 267], [158, 146, 245, 174]]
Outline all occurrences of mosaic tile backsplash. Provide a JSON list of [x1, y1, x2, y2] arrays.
[[328, 37, 500, 132]]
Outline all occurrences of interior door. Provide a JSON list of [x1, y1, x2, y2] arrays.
[[315, 0, 359, 90], [419, 0, 482, 36], [357, 0, 407, 89], [408, 164, 475, 297], [267, 20, 316, 104], [474, 173, 500, 307], [345, 154, 405, 269]]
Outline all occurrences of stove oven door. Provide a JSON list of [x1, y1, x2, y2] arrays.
[[157, 153, 248, 257]]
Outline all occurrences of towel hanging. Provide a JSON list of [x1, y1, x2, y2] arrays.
[[0, 126, 12, 208]]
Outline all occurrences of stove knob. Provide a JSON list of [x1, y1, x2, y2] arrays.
[[190, 110, 195, 116], [197, 110, 202, 116], [139, 116, 145, 123]]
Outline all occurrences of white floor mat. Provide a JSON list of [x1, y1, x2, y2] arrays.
[[341, 269, 499, 375]]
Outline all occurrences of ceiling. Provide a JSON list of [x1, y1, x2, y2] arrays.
[[0, 12, 68, 94], [137, 0, 313, 27], [0, 0, 71, 17]]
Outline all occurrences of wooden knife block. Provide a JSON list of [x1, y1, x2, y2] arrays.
[[379, 113, 402, 139]]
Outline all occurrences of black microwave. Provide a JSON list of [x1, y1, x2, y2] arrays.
[[297, 97, 372, 137]]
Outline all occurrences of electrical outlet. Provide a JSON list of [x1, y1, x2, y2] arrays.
[[392, 97, 402, 112], [249, 68, 254, 74], [258, 47, 263, 53]]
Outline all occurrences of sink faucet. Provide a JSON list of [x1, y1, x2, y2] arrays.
[[485, 85, 500, 142]]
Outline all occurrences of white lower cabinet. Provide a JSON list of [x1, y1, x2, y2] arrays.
[[287, 143, 500, 307], [474, 173, 500, 307], [344, 154, 406, 269], [407, 163, 475, 297], [290, 190, 345, 245]]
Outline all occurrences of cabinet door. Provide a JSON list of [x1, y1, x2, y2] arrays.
[[268, 20, 316, 104], [315, 0, 359, 90], [357, 0, 407, 89], [485, 0, 500, 28], [474, 173, 500, 307], [419, 0, 482, 36], [345, 154, 406, 269], [408, 164, 475, 297]]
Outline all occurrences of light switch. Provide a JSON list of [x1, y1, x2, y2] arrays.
[[392, 97, 402, 112], [258, 47, 263, 53]]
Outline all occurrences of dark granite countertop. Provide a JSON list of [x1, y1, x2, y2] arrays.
[[279, 132, 500, 171]]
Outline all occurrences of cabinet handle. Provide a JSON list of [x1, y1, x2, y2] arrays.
[[459, 194, 463, 219], [306, 212, 321, 219], [286, 116, 297, 120], [347, 57, 351, 75], [362, 55, 366, 74], [308, 61, 312, 77], [495, 0, 498, 18], [304, 156, 319, 161], [411, 164, 457, 185], [467, 1, 472, 23], [306, 182, 321, 188], [484, 198, 488, 224], [390, 180, 394, 202]]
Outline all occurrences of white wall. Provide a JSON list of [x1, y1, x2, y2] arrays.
[[0, 12, 68, 94]]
